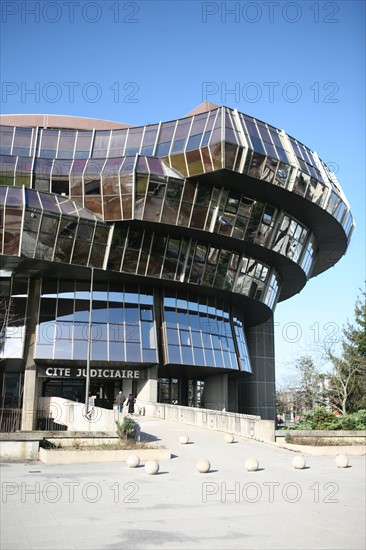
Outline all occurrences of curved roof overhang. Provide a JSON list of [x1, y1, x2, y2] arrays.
[[195, 169, 348, 277]]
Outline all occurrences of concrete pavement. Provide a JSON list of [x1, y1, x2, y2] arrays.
[[1, 416, 365, 549]]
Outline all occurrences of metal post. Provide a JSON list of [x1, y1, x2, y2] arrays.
[[84, 267, 94, 416]]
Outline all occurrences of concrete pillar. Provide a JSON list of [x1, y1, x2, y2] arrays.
[[228, 377, 238, 412], [204, 374, 228, 411], [21, 278, 41, 431], [180, 377, 188, 406], [123, 380, 133, 398], [137, 365, 157, 402], [238, 316, 276, 421]]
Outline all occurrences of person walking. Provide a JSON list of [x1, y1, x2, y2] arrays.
[[115, 391, 126, 413], [126, 394, 136, 415]]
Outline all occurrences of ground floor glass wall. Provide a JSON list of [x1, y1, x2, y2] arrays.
[[36, 280, 158, 363], [1, 372, 23, 408], [41, 377, 133, 410], [158, 377, 205, 408]]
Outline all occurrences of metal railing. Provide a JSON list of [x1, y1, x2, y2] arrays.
[[36, 410, 67, 431], [0, 408, 22, 432], [0, 408, 67, 432]]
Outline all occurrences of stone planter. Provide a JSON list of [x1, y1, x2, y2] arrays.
[[276, 442, 366, 456], [39, 446, 171, 465]]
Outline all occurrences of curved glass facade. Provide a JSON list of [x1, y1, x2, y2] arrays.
[[36, 282, 158, 364], [163, 296, 251, 372], [0, 106, 354, 241], [0, 105, 354, 422], [1, 185, 320, 306]]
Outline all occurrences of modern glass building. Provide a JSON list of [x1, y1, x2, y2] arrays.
[[0, 103, 354, 429]]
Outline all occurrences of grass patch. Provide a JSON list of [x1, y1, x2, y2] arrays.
[[40, 437, 164, 451], [287, 437, 365, 446], [82, 440, 162, 451]]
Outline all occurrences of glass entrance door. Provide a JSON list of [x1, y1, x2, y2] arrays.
[[42, 378, 116, 409], [158, 377, 180, 404]]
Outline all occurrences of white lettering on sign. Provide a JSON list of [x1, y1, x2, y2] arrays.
[[42, 368, 141, 379]]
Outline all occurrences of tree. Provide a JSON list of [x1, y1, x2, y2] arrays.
[[324, 290, 366, 414], [353, 291, 366, 356], [351, 291, 366, 409], [276, 356, 328, 422], [295, 356, 320, 411], [277, 291, 366, 418]]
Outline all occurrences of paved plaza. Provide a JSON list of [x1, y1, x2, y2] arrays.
[[1, 417, 365, 550]]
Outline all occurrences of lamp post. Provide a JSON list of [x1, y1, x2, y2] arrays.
[[84, 266, 94, 416]]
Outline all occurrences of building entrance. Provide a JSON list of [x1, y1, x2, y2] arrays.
[[42, 378, 125, 409]]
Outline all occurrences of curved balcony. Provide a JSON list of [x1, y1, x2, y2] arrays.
[[0, 104, 354, 317]]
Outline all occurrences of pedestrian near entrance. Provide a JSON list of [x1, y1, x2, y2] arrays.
[[115, 391, 126, 413], [127, 394, 136, 415]]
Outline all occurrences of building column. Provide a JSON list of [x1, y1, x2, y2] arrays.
[[137, 365, 157, 403], [238, 316, 276, 421], [203, 373, 228, 411], [228, 377, 238, 412], [21, 278, 42, 431], [180, 377, 188, 406]]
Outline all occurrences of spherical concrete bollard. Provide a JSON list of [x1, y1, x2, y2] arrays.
[[245, 457, 259, 472], [224, 433, 234, 444], [196, 458, 211, 473], [126, 454, 140, 468], [335, 454, 349, 468], [179, 434, 189, 444], [145, 460, 159, 475], [292, 455, 306, 470]]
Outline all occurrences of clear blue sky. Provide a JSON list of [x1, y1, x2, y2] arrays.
[[1, 0, 365, 382]]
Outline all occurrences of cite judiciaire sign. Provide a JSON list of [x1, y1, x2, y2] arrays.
[[41, 367, 142, 379]]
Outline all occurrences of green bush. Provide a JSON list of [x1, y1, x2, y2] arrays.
[[329, 410, 366, 430], [353, 409, 366, 429], [115, 417, 138, 439], [287, 421, 313, 431], [284, 432, 293, 443], [301, 407, 336, 430], [291, 408, 366, 431]]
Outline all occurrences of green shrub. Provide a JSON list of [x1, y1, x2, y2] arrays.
[[115, 417, 138, 439], [353, 409, 366, 429], [289, 421, 313, 430], [284, 432, 293, 443], [329, 410, 366, 430], [301, 407, 336, 430], [291, 408, 366, 431]]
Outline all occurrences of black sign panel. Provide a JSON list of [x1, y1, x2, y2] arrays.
[[38, 367, 144, 380]]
